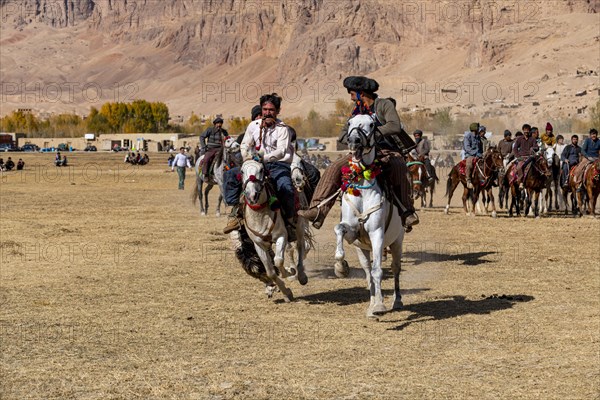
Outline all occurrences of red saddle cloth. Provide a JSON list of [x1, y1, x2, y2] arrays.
[[509, 160, 531, 185], [458, 158, 478, 176]]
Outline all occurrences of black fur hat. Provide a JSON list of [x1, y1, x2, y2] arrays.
[[343, 76, 379, 94], [251, 105, 262, 120]]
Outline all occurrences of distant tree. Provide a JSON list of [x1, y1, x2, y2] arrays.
[[87, 107, 110, 134], [590, 99, 600, 129]]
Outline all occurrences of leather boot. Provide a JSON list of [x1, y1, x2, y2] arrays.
[[223, 205, 243, 234], [402, 211, 420, 233], [297, 207, 326, 229]]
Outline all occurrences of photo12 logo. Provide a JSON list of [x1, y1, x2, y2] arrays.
[[200, 81, 341, 105], [401, 81, 539, 104], [0, 81, 139, 105], [14, 163, 139, 185]]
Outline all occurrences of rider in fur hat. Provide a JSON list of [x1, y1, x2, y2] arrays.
[[298, 76, 419, 231]]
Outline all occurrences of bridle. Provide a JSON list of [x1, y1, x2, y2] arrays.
[[241, 161, 267, 209], [532, 154, 551, 177], [347, 115, 377, 160]]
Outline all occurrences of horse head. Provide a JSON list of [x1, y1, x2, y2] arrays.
[[406, 153, 425, 199], [241, 160, 267, 205], [544, 147, 556, 167], [291, 165, 307, 192], [485, 146, 504, 172], [534, 153, 552, 178], [347, 114, 377, 162], [224, 137, 240, 154], [224, 137, 242, 167]]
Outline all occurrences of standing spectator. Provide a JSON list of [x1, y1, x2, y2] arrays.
[[171, 147, 192, 190]]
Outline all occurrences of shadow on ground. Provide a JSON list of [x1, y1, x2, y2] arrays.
[[297, 286, 431, 306], [404, 251, 497, 266], [386, 294, 535, 331]]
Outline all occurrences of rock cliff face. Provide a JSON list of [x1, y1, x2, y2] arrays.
[[1, 0, 599, 122]]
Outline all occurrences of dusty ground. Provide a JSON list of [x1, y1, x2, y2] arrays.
[[1, 152, 598, 399]]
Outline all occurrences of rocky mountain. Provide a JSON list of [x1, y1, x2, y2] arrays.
[[1, 0, 599, 130]]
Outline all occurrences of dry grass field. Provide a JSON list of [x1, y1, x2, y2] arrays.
[[1, 152, 598, 399]]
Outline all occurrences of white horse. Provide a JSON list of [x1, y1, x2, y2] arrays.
[[240, 159, 308, 302], [193, 138, 241, 216], [333, 114, 405, 318]]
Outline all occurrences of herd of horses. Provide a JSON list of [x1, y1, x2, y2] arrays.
[[191, 120, 599, 318], [407, 146, 599, 219]]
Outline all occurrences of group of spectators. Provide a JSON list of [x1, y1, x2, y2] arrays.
[[298, 151, 332, 169], [0, 157, 24, 171], [125, 152, 150, 165]]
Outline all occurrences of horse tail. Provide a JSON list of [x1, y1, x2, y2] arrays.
[[303, 222, 315, 254], [191, 175, 200, 205], [444, 169, 454, 198], [230, 228, 275, 285]]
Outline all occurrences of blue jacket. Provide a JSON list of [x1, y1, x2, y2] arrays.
[[581, 138, 600, 159], [463, 131, 482, 157], [561, 144, 581, 165]]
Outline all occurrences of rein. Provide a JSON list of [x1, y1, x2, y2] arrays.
[[243, 208, 278, 242]]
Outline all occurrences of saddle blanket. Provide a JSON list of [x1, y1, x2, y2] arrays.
[[458, 158, 478, 176]]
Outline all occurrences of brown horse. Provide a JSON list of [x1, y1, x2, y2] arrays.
[[567, 159, 600, 216], [582, 159, 600, 216], [561, 164, 580, 216], [505, 154, 552, 217], [444, 147, 504, 216], [406, 154, 427, 207]]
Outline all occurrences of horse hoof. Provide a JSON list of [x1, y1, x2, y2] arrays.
[[392, 299, 403, 310], [200, 211, 206, 216], [216, 212, 221, 217], [281, 289, 294, 302], [370, 303, 387, 315], [298, 273, 308, 286], [334, 260, 349, 278]]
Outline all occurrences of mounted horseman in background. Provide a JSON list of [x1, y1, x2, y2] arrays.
[[298, 75, 419, 232], [462, 122, 483, 189], [541, 122, 557, 148], [511, 124, 539, 189], [200, 117, 229, 180], [497, 130, 514, 209], [574, 128, 600, 191], [560, 135, 581, 189], [411, 129, 437, 184]]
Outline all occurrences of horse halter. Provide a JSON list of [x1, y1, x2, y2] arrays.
[[241, 162, 266, 204], [533, 154, 551, 176], [347, 116, 376, 157]]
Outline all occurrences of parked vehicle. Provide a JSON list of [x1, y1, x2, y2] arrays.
[[84, 145, 97, 152], [0, 143, 18, 152], [306, 138, 326, 151], [20, 144, 40, 152]]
